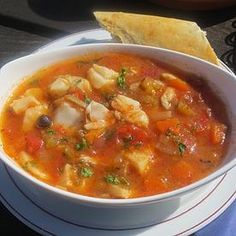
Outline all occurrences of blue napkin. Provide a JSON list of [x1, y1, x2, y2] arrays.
[[196, 200, 236, 236]]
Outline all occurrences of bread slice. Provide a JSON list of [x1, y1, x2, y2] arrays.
[[94, 11, 219, 65]]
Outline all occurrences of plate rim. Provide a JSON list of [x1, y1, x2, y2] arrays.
[[0, 28, 235, 236]]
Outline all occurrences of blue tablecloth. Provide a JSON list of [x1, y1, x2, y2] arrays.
[[196, 200, 236, 236]]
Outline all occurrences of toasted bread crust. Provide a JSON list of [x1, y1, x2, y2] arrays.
[[94, 11, 219, 65]]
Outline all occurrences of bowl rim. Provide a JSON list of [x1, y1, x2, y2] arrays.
[[1, 43, 236, 206]]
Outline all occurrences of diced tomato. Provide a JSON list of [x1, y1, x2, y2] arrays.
[[156, 118, 180, 133], [70, 88, 84, 100], [191, 113, 210, 133], [117, 124, 149, 145], [166, 78, 190, 91], [25, 132, 44, 154]]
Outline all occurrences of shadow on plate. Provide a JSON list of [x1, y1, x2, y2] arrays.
[[27, 0, 236, 28], [221, 20, 236, 73]]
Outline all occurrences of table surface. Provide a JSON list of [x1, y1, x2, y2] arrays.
[[0, 0, 235, 235]]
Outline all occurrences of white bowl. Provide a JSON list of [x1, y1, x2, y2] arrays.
[[0, 44, 236, 229]]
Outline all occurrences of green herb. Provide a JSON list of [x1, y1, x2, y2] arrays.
[[103, 93, 115, 102], [105, 174, 121, 185], [120, 177, 130, 186], [75, 138, 88, 151], [134, 141, 143, 148], [117, 68, 127, 89], [59, 137, 68, 143], [29, 79, 39, 86], [199, 159, 212, 164], [47, 130, 55, 135], [75, 79, 82, 85], [165, 129, 181, 143], [123, 135, 133, 148], [84, 97, 91, 105], [178, 143, 186, 156], [104, 128, 116, 140], [80, 167, 93, 178]]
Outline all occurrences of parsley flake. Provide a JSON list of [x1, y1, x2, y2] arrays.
[[178, 143, 186, 156], [47, 130, 55, 135], [75, 138, 88, 151], [117, 68, 127, 89], [80, 167, 93, 178], [105, 174, 121, 185], [84, 97, 91, 105]]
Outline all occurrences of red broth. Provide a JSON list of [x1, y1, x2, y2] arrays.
[[0, 52, 228, 198]]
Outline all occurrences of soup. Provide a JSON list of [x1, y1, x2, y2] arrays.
[[0, 52, 227, 199]]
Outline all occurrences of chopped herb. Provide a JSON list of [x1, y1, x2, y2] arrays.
[[200, 159, 212, 164], [80, 167, 93, 178], [77, 58, 103, 66], [63, 147, 73, 159], [165, 129, 181, 143], [47, 130, 55, 135], [59, 137, 68, 143], [29, 79, 39, 86], [105, 174, 121, 185], [123, 135, 133, 148], [77, 61, 90, 65], [178, 143, 186, 156], [120, 177, 130, 186], [84, 97, 91, 105], [117, 68, 127, 89], [104, 129, 116, 140], [57, 166, 64, 174], [103, 93, 115, 102], [75, 138, 88, 151], [134, 141, 143, 148], [75, 79, 82, 85]]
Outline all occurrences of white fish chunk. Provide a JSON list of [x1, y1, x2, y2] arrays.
[[23, 104, 48, 131], [123, 148, 153, 174], [66, 75, 92, 94], [111, 95, 149, 128], [54, 102, 84, 128], [108, 185, 131, 199], [161, 87, 177, 110], [87, 64, 118, 89], [10, 96, 40, 114], [85, 101, 114, 130], [59, 164, 76, 188], [48, 77, 70, 98], [19, 151, 49, 180]]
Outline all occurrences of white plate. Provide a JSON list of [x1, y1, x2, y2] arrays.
[[0, 28, 235, 236]]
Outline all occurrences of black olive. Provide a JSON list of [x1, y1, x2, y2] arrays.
[[36, 115, 52, 128]]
